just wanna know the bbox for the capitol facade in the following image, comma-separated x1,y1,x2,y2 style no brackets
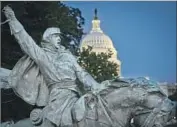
80,9,121,76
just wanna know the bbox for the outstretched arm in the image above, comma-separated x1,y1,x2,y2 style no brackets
72,55,100,92
3,6,47,63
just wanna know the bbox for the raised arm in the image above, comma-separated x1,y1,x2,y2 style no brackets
3,6,46,63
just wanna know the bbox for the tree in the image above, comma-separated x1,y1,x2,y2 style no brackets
77,46,119,83
1,1,85,69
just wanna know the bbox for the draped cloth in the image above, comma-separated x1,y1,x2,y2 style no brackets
7,55,79,126
7,55,119,126
8,55,49,106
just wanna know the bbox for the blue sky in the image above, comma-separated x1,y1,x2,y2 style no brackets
64,1,176,83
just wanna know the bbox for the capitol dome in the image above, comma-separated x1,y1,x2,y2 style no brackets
80,9,121,76
82,32,114,49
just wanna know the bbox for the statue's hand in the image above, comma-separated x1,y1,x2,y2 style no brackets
91,81,109,95
2,5,16,20
91,83,101,95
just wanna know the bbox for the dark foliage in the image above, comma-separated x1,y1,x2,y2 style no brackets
1,1,84,69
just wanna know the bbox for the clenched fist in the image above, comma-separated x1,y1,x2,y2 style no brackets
2,5,16,20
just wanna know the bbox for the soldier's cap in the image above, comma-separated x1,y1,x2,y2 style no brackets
42,27,62,41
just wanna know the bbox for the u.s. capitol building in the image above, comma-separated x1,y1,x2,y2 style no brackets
80,9,121,76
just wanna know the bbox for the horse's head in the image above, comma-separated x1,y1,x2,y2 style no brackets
99,79,148,127
132,84,177,127
99,78,176,127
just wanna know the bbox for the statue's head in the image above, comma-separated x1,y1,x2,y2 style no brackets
42,27,62,49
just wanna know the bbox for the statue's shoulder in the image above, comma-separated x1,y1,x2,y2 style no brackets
61,50,77,62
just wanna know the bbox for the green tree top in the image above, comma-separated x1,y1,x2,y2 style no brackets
78,46,119,83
